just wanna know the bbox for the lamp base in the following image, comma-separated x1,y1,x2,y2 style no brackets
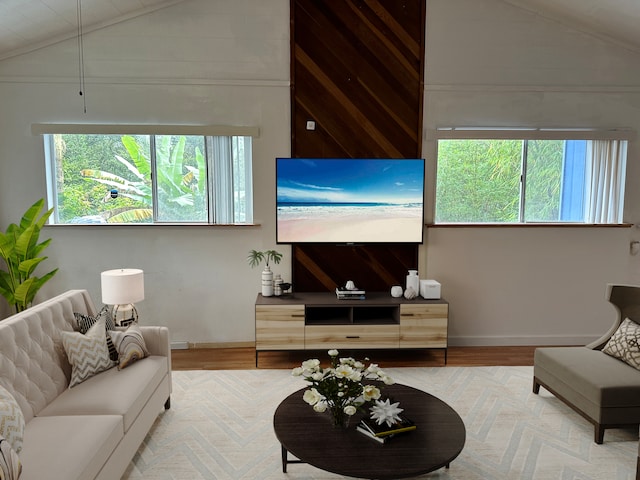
111,304,138,327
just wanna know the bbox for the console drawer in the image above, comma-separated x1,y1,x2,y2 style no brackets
305,325,399,349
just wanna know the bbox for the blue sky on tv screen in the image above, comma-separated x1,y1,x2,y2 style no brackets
276,158,424,205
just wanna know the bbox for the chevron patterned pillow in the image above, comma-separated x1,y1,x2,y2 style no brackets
61,317,115,387
74,305,118,362
0,385,24,454
0,435,22,480
603,318,640,370
110,324,149,370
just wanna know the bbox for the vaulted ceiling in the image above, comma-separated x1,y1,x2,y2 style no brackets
0,0,186,61
0,0,639,61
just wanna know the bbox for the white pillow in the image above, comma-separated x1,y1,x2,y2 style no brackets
61,317,114,387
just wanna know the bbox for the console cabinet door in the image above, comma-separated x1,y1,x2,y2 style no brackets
256,305,305,350
399,304,448,348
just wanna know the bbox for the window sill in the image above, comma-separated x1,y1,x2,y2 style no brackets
427,223,633,228
44,223,261,228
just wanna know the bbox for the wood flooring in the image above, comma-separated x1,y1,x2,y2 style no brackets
171,346,538,370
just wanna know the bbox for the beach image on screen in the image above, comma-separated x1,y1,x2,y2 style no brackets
276,158,424,243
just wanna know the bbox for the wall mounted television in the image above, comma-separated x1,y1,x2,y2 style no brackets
276,158,425,244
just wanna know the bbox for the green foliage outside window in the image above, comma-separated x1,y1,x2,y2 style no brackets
436,139,565,223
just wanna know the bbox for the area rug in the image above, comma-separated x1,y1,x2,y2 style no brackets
122,366,637,479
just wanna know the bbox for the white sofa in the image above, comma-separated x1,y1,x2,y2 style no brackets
0,289,172,480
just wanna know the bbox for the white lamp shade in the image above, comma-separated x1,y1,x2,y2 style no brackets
101,268,144,305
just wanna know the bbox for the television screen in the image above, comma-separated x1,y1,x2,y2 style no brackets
276,158,425,244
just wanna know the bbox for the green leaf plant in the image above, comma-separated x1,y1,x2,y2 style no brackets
247,249,283,269
0,199,58,314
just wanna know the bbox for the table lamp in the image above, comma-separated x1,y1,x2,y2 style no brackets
101,268,144,326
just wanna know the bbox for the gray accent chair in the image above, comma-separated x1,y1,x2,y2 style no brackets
533,284,640,444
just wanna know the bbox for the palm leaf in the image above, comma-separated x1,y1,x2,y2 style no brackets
107,209,153,223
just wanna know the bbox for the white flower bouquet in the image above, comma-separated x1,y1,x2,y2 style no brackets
292,349,394,428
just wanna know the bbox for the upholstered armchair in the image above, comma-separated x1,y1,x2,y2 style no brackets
533,284,640,444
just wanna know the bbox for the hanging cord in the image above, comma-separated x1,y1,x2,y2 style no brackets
76,0,87,113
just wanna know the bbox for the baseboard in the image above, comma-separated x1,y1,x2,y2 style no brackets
448,334,600,347
170,341,189,350
181,341,256,349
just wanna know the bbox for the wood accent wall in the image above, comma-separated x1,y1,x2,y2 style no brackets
290,0,426,158
289,0,426,293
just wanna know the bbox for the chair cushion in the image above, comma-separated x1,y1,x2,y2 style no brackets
37,356,167,432
19,415,122,480
535,346,640,408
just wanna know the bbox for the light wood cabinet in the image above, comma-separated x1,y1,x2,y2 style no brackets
399,303,448,349
255,292,448,363
255,304,305,350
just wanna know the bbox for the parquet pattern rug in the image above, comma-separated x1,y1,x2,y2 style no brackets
123,366,637,479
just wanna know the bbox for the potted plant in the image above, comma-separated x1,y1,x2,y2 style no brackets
247,249,282,297
0,199,58,314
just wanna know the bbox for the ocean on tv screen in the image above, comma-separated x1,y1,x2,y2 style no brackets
276,158,425,243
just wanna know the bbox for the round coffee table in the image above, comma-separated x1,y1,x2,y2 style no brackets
273,383,466,479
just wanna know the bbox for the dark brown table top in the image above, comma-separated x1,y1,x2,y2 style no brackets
273,383,466,479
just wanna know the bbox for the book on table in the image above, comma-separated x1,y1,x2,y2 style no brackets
356,425,393,444
358,417,416,438
335,287,366,300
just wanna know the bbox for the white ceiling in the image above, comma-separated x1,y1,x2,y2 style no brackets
0,0,639,61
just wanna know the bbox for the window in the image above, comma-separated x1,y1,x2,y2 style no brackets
42,129,254,225
435,133,628,224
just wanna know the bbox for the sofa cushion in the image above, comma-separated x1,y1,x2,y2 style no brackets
602,318,640,370
37,356,167,432
110,323,149,370
74,305,118,362
61,318,115,387
535,346,640,408
0,436,21,480
19,415,122,480
0,385,24,454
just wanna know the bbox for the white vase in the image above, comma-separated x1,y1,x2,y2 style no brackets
406,270,419,295
262,266,274,297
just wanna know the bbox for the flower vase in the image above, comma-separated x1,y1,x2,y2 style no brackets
329,407,350,429
261,266,274,297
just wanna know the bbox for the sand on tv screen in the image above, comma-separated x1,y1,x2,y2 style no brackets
276,158,425,244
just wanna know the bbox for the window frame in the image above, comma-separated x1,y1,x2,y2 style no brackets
432,128,634,226
34,124,259,226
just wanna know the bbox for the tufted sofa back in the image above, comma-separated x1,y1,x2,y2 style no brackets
0,290,96,422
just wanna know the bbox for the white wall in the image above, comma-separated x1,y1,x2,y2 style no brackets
422,0,640,344
1,0,640,346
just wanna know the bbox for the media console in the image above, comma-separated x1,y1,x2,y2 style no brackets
255,292,448,365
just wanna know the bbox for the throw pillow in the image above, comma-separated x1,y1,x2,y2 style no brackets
0,386,24,455
110,324,149,370
602,317,640,370
0,435,22,480
74,305,118,361
61,317,114,387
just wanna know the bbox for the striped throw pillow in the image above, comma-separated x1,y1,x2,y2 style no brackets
0,435,22,480
110,324,149,370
